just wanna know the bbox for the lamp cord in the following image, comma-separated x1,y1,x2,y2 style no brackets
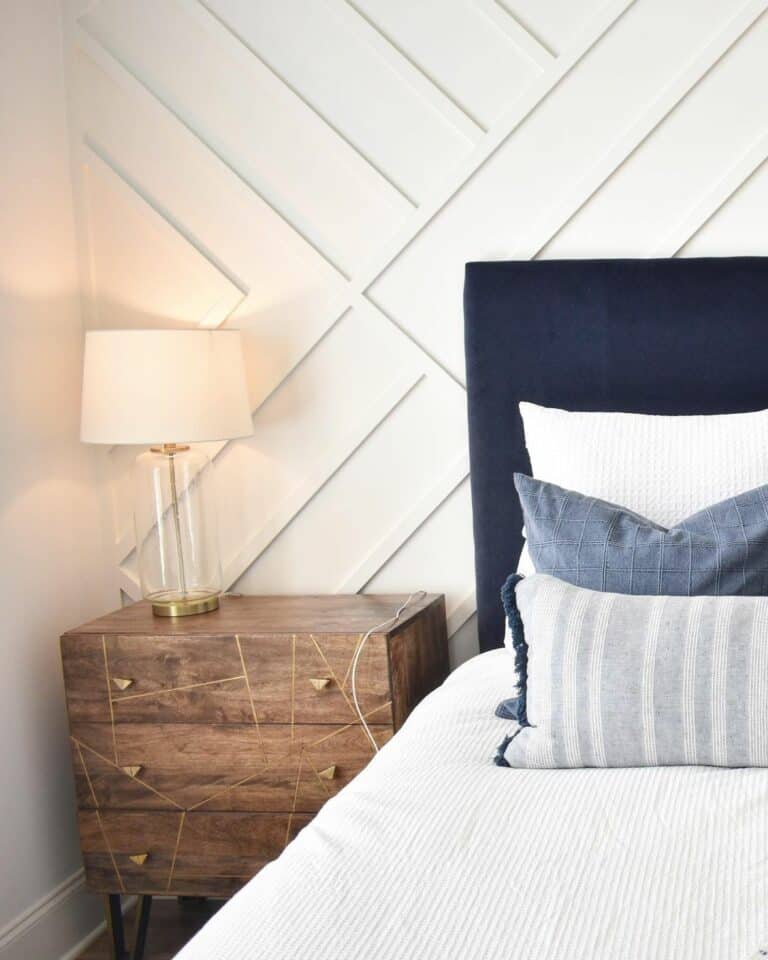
351,591,427,753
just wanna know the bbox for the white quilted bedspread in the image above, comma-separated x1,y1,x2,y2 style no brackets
175,650,768,960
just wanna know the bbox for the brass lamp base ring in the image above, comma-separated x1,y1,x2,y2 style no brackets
151,594,220,617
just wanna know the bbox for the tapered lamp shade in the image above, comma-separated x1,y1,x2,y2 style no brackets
80,329,253,617
81,329,253,445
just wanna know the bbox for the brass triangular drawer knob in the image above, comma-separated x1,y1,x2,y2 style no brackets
122,765,142,778
318,764,337,780
112,678,134,691
309,677,332,691
128,853,149,866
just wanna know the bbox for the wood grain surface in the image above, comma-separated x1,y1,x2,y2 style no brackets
63,593,441,637
62,593,448,896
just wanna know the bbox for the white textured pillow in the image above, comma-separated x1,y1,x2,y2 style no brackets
518,401,768,572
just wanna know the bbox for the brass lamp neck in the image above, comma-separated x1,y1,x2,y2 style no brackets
150,443,191,455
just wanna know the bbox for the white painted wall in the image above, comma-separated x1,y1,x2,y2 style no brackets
6,0,768,955
60,0,768,680
0,1,114,957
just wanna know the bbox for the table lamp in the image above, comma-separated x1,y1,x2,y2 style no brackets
80,329,253,616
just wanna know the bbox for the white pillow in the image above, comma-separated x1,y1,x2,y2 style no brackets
518,401,768,571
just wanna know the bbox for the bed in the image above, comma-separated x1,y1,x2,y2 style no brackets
176,257,768,960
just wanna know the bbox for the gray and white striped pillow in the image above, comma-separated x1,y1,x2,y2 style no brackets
497,574,768,768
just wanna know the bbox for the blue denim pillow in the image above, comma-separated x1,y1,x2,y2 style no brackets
515,474,768,596
497,475,768,724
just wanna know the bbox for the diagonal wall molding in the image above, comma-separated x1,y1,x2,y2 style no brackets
84,138,249,308
220,369,427,589
76,0,637,386
352,0,639,297
531,0,768,260
472,0,555,68
117,368,427,598
656,131,768,255
187,0,420,206
326,0,486,143
63,0,768,656
336,452,470,593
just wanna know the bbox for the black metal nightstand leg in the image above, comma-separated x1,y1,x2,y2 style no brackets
131,895,152,960
104,894,127,960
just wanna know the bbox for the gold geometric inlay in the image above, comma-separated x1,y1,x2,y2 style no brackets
309,635,356,715
74,632,393,894
111,674,245,703
166,812,186,891
74,738,182,810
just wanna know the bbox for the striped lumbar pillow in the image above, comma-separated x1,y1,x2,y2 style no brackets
496,574,768,768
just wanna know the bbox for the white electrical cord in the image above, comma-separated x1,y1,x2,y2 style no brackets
350,591,427,752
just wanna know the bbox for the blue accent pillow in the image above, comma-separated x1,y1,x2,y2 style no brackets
496,475,768,723
515,474,768,596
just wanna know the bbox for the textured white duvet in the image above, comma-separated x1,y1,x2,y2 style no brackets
175,650,768,960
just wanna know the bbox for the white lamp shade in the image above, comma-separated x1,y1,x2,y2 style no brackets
81,329,253,444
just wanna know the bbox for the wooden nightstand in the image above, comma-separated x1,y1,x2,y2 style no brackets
61,593,448,959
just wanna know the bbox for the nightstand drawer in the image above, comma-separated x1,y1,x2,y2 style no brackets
62,593,448,901
72,722,393,813
66,633,393,726
78,809,311,895
79,809,181,893
107,636,245,696
191,724,394,813
172,812,311,885
239,633,392,725
63,634,255,724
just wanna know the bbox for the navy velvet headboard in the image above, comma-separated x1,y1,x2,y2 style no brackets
464,257,768,653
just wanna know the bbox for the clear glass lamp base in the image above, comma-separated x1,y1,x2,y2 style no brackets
134,444,224,618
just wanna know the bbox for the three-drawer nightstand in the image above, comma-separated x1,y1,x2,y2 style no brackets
61,593,448,959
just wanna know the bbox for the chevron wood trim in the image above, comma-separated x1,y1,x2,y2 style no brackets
327,0,486,142
530,0,768,260
185,0,419,206
336,456,469,593
220,369,425,589
74,24,357,281
350,0,638,299
73,3,628,624
64,0,768,659
658,133,768,256
83,139,248,308
472,0,555,68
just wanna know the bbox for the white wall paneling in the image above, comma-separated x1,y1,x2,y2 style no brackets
62,0,768,671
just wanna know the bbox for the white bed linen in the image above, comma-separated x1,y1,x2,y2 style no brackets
175,650,768,960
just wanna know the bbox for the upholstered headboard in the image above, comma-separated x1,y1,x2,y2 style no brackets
464,257,768,652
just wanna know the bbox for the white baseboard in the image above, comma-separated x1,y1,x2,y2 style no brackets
0,869,105,960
